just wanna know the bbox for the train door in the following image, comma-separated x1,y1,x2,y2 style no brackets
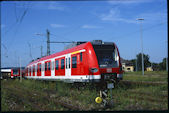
29,67,31,76
37,63,41,76
45,61,51,76
65,54,71,78
33,65,35,76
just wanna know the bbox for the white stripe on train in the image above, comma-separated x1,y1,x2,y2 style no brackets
25,74,101,83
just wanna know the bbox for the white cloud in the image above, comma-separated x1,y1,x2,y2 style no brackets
108,0,153,5
50,24,66,28
100,8,167,24
100,8,137,24
82,25,101,29
48,2,65,11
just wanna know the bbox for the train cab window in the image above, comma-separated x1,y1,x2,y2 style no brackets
80,52,83,62
55,60,59,70
48,62,51,70
45,63,47,71
61,59,65,69
72,56,77,68
13,69,19,75
93,44,118,68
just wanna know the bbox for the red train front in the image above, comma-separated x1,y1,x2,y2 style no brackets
25,40,123,83
11,68,20,78
89,40,123,82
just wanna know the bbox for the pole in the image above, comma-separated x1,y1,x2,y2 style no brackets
138,18,144,75
47,29,50,56
41,45,43,57
166,41,168,71
20,57,22,82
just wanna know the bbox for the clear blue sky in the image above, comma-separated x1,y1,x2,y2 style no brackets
1,0,167,67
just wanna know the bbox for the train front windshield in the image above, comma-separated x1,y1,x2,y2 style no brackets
93,44,119,68
13,70,19,75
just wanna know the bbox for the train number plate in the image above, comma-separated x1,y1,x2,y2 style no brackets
107,68,112,73
107,83,114,89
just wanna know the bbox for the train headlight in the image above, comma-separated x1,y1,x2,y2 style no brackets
90,68,98,73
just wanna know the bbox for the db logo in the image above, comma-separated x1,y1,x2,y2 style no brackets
107,68,112,73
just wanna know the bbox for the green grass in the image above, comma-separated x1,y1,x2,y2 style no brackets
1,71,168,111
123,71,168,82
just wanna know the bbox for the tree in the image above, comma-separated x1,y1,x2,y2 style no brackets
136,53,151,71
159,58,167,70
130,59,137,71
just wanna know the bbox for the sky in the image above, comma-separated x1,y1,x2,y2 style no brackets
1,0,168,67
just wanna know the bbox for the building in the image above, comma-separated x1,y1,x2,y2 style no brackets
121,58,134,72
146,67,153,71
1,68,12,79
122,63,134,72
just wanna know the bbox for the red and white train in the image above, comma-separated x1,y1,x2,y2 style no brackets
24,40,123,83
1,68,23,79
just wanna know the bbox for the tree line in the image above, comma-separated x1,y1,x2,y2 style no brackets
127,53,168,71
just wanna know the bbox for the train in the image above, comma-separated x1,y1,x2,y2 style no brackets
1,67,24,79
24,40,123,84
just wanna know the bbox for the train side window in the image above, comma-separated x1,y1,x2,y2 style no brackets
26,68,27,75
35,65,37,72
48,62,51,70
55,60,59,70
29,68,31,74
33,66,34,73
32,66,33,73
39,64,41,71
45,63,47,71
66,58,67,69
69,57,70,68
61,59,65,69
80,52,82,62
72,56,77,68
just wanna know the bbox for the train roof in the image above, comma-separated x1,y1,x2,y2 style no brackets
27,40,115,66
64,40,114,50
1,69,12,72
27,42,91,66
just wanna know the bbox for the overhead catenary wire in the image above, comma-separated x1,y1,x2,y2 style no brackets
14,2,19,23
3,2,32,35
50,33,75,43
3,2,33,59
